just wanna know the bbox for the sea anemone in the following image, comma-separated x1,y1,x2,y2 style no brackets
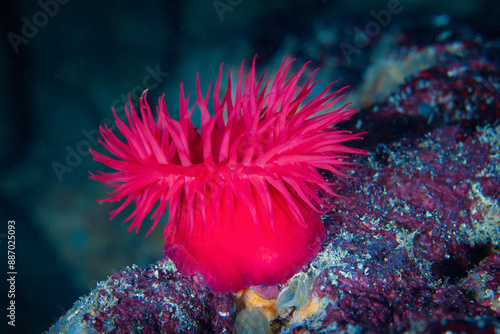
90,56,365,292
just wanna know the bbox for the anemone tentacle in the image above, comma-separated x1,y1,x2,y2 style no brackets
90,56,365,237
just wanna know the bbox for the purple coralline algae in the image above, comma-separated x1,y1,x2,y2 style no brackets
49,22,499,333
48,260,235,333
299,122,500,332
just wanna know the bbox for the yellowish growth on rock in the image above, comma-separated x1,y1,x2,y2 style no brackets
292,294,323,322
234,275,328,332
235,288,278,321
276,272,327,328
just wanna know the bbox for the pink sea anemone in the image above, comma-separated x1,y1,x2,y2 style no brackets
90,56,365,292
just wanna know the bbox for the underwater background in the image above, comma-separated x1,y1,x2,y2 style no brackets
1,0,499,333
